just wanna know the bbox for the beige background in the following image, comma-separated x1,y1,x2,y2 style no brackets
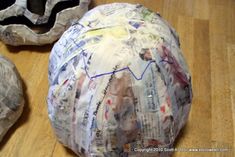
0,0,235,156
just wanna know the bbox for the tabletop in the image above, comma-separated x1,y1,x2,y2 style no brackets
0,0,234,157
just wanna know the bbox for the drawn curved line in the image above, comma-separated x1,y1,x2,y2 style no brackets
82,54,156,80
71,38,172,81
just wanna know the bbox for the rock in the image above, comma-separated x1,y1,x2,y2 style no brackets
0,55,24,142
47,3,193,157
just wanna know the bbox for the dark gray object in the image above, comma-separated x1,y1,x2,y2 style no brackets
0,0,90,45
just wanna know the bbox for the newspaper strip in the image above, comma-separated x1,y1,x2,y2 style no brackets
48,3,193,157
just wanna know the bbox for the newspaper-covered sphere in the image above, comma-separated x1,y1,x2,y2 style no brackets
0,55,24,142
0,0,90,46
48,3,193,157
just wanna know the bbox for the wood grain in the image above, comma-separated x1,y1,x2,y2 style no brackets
0,0,234,156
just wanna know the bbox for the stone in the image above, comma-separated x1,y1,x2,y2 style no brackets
0,55,24,142
47,3,193,157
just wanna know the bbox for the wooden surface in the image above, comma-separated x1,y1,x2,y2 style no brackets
0,0,235,156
